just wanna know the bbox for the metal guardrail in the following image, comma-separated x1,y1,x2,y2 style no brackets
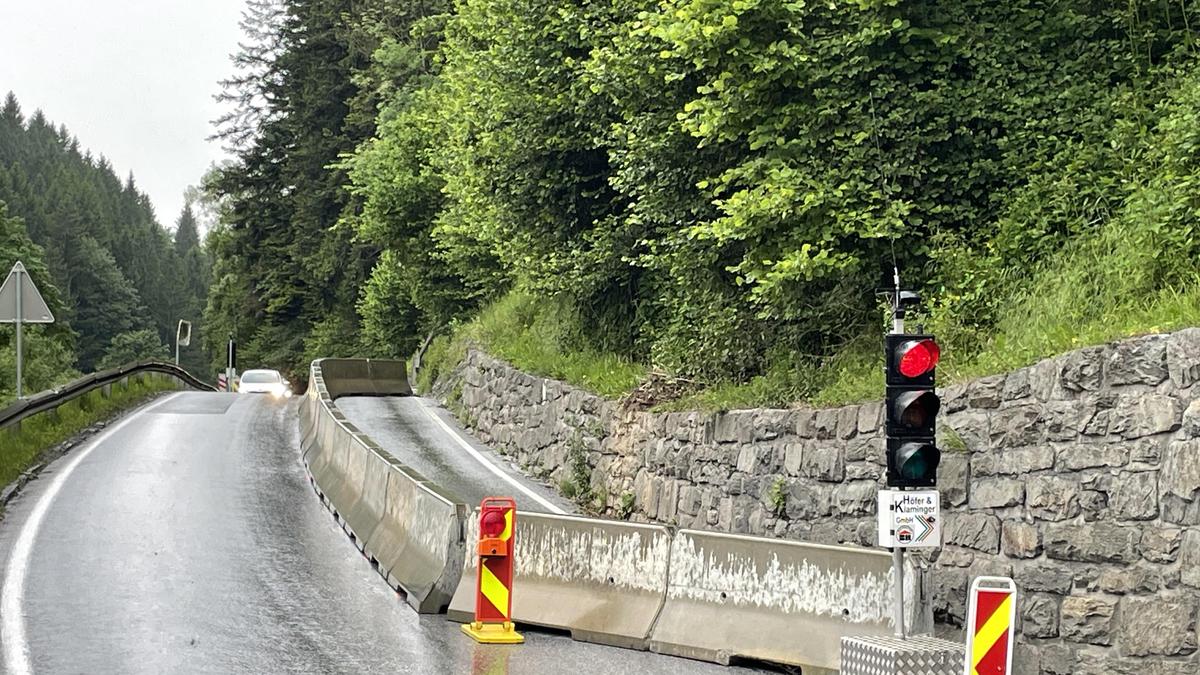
0,360,216,430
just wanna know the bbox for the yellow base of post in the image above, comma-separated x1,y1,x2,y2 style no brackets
461,621,524,644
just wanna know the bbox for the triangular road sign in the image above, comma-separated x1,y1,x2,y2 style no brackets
0,261,55,323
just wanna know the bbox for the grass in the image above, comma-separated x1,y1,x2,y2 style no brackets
420,213,1199,411
417,290,645,399
0,375,179,489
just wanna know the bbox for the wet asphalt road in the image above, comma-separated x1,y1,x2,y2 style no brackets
0,392,758,674
335,396,573,514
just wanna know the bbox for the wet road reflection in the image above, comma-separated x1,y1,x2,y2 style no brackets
0,392,760,674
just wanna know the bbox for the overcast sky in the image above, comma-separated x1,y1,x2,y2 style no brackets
0,0,249,230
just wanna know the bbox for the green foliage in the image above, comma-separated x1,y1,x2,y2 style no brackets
97,329,168,371
768,477,787,517
616,492,636,520
209,0,1200,407
0,326,78,405
418,290,646,398
0,376,176,488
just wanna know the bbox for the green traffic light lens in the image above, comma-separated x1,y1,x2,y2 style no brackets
898,443,941,480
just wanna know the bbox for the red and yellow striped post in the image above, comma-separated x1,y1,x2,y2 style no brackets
461,497,523,644
963,576,1016,675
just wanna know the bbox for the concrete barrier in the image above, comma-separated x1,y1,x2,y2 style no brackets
317,358,412,398
449,511,672,649
300,358,937,664
300,358,465,613
648,529,931,673
367,461,466,613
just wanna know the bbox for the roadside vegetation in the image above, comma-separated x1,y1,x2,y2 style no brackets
0,377,177,490
208,1,1199,409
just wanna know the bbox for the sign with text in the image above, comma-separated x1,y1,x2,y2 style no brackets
877,489,940,548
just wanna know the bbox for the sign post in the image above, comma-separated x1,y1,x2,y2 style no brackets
0,262,55,398
226,334,237,393
175,320,192,365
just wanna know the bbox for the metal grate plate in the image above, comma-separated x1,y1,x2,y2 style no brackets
841,635,965,675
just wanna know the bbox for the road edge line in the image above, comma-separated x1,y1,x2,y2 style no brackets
414,398,566,515
1,391,184,675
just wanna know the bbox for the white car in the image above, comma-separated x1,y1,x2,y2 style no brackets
238,369,292,398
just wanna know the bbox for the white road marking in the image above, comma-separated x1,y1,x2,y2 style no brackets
414,399,566,514
1,392,183,675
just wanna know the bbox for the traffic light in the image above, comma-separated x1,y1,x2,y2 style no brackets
885,333,941,487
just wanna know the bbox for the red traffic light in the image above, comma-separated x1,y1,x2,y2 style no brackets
897,338,940,378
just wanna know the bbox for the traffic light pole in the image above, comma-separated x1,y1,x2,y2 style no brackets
890,305,906,638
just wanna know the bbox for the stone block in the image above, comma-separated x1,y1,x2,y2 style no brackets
1003,367,1032,400
1167,327,1200,388
1060,595,1117,645
1022,593,1060,638
1140,527,1182,564
1092,565,1161,595
943,513,1001,553
944,409,989,451
1109,394,1182,440
1059,346,1106,393
845,462,880,481
1045,523,1141,563
1057,444,1128,470
1162,440,1200,500
801,445,845,482
845,436,876,462
1038,644,1076,675
794,409,815,439
941,383,968,413
713,411,749,444
1043,400,1097,441
973,445,1054,476
857,401,882,435
1001,520,1042,558
1118,594,1198,656
1030,357,1060,401
836,405,859,440
831,481,875,516
1107,335,1168,386
990,404,1042,447
939,452,969,506
783,443,803,475
970,478,1025,509
678,485,702,517
813,409,839,439
1016,562,1074,594
1184,400,1200,439
1180,530,1200,588
785,480,833,519
1027,474,1081,521
968,375,1005,408
735,445,761,473
1109,470,1158,520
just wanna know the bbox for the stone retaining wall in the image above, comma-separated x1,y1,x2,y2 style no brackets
434,328,1200,673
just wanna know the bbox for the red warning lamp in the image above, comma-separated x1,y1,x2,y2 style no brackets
480,510,507,538
463,497,523,644
897,338,940,378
